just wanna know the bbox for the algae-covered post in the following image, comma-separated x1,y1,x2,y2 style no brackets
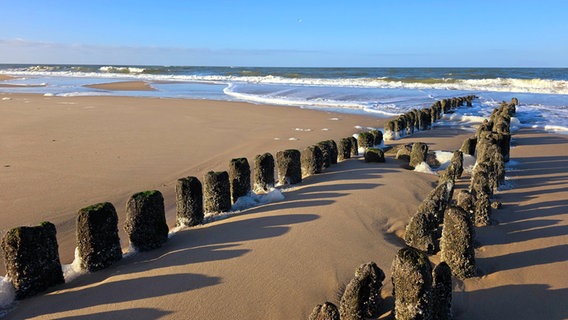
440,206,477,279
309,302,340,320
276,149,302,185
357,132,374,149
348,136,359,156
456,190,475,216
432,262,453,320
124,190,169,251
370,129,383,146
176,176,204,227
460,137,477,156
326,140,339,165
203,171,232,213
470,163,494,226
441,98,450,113
384,120,395,140
445,150,464,180
419,109,431,131
391,247,433,320
301,145,324,177
404,204,439,254
409,142,429,168
253,152,275,192
394,116,406,136
338,138,352,161
76,202,122,272
339,261,385,320
228,157,251,204
316,141,333,168
1,222,65,299
363,148,385,163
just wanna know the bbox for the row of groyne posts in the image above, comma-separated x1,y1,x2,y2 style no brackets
308,98,518,320
0,94,484,304
1,124,385,300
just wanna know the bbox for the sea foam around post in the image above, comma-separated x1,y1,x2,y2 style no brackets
204,188,285,223
61,247,86,283
0,277,15,311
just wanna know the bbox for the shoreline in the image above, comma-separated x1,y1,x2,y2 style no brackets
1,93,566,319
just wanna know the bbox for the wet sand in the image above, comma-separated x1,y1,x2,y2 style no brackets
84,81,156,91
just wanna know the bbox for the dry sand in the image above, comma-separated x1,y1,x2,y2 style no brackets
0,92,566,319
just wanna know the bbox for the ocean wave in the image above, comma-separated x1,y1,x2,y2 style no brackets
224,84,365,109
543,125,568,134
223,84,400,117
2,67,568,95
212,75,568,95
99,66,146,74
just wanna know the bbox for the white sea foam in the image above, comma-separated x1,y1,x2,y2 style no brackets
54,92,112,97
433,151,455,170
544,125,568,134
498,177,515,191
204,188,285,223
441,113,487,125
463,154,477,174
223,84,368,110
0,83,47,87
123,243,138,258
231,189,285,212
361,104,404,117
514,103,568,134
61,247,86,283
99,66,146,74
168,225,185,238
0,276,15,309
432,151,476,174
383,131,393,141
510,117,522,132
506,159,520,168
414,162,437,175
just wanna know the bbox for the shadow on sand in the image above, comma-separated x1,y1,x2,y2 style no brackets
459,131,568,320
57,308,173,320
12,213,319,319
454,284,568,320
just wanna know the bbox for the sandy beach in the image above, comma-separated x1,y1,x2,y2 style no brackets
0,75,16,81
0,90,566,319
84,81,156,91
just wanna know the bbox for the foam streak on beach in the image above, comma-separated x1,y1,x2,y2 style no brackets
0,73,567,319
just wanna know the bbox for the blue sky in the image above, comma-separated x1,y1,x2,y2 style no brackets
0,0,566,67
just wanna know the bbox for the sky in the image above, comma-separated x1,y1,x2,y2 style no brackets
0,0,567,67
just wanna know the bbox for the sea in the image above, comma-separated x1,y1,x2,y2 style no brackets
1,65,567,134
